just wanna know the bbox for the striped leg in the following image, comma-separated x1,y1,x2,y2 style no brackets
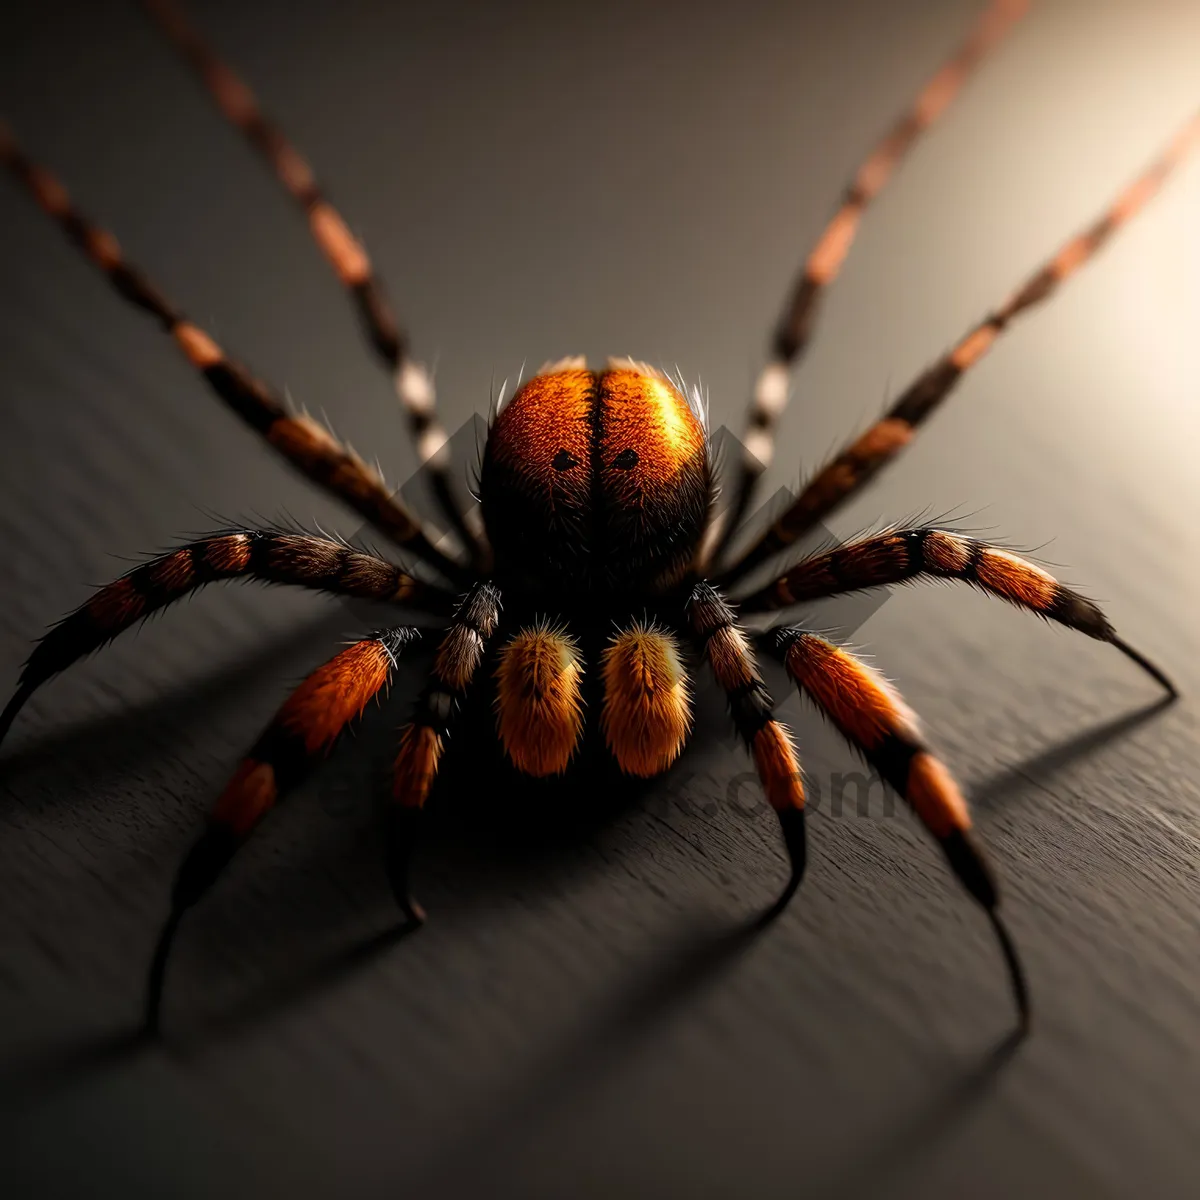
146,625,419,1030
140,0,484,567
767,627,1029,1028
720,108,1200,586
387,582,501,919
737,526,1176,694
706,0,1028,567
0,123,468,587
0,530,453,750
686,582,807,915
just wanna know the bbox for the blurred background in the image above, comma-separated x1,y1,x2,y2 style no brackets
1,1,1198,1197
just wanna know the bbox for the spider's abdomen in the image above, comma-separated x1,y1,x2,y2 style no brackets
480,360,710,593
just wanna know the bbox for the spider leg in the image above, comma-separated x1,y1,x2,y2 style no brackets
145,625,419,1031
765,627,1029,1029
0,530,454,750
737,526,1176,695
686,583,807,914
0,123,469,588
705,0,1028,568
719,107,1200,588
387,582,501,920
140,0,486,569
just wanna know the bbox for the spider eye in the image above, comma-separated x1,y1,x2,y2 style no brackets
612,448,639,470
552,448,579,471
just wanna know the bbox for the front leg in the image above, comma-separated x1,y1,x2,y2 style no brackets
147,625,421,1030
765,626,1030,1029
387,582,502,920
686,582,807,916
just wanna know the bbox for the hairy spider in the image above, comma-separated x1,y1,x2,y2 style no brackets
0,0,1193,1033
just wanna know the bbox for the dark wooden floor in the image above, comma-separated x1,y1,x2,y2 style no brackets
1,2,1198,1197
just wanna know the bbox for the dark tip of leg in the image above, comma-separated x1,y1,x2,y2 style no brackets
759,806,807,926
941,828,1030,1030
0,683,33,753
942,827,998,910
173,822,239,911
757,874,800,928
385,805,426,926
144,907,185,1035
986,907,1031,1034
143,822,240,1034
1110,636,1179,699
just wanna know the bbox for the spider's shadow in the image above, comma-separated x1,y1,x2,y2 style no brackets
173,683,1180,1040
0,692,703,1093
397,908,1026,1198
0,614,1177,1096
805,1028,1027,1200
0,609,361,790
971,693,1177,811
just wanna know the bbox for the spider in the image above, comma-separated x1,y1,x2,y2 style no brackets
0,0,1193,1034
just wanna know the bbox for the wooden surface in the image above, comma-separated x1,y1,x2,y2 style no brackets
1,2,1198,1197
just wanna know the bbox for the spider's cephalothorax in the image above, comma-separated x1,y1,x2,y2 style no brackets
1,0,1193,1034
480,361,710,596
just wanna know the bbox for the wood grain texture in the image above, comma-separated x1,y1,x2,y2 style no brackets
1,2,1198,1198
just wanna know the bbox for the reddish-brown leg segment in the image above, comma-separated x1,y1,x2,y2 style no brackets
738,526,1175,694
687,583,807,913
140,0,484,566
146,625,420,1030
388,583,501,918
768,626,1029,1026
720,107,1200,585
0,123,468,586
0,530,454,749
708,0,1028,565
